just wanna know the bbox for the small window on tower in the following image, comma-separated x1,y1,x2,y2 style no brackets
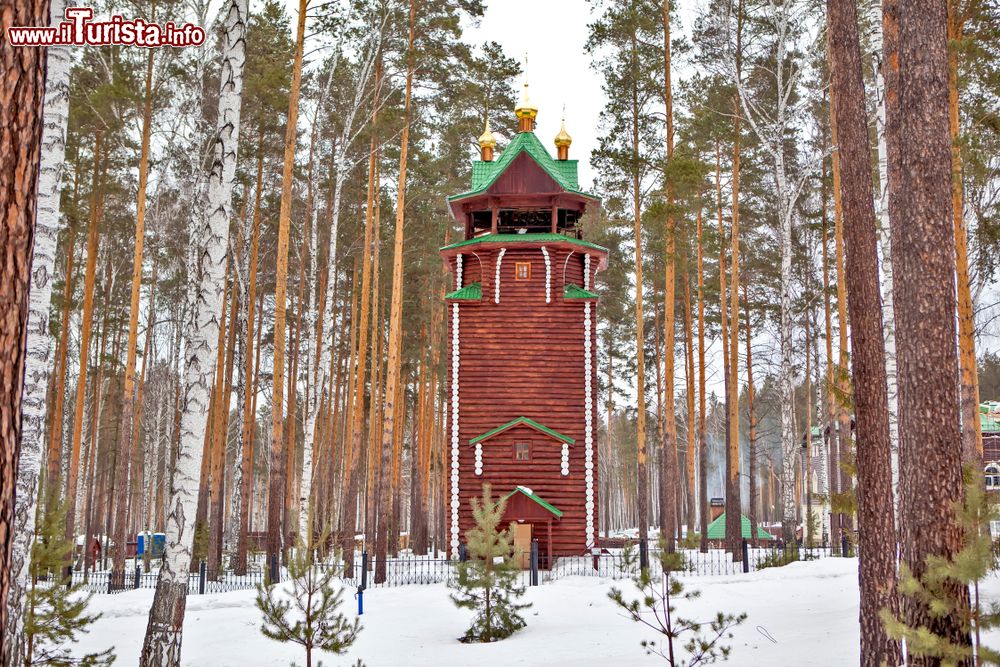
514,442,530,461
515,262,531,281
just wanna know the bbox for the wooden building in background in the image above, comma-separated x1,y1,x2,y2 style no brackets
441,82,607,562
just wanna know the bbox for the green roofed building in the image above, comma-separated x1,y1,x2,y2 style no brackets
705,513,775,541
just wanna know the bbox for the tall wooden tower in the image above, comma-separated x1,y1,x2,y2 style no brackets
441,82,607,560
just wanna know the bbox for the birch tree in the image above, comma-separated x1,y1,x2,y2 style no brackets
4,0,73,660
140,0,247,662
729,0,818,543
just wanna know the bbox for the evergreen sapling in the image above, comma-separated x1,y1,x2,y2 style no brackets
24,497,114,666
609,540,746,665
256,538,361,667
449,484,531,642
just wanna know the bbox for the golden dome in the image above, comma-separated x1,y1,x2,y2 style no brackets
478,117,496,148
514,81,538,120
554,119,572,148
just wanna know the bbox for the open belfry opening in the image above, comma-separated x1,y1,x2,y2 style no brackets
442,74,608,565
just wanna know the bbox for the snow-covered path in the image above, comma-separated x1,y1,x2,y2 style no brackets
71,558,996,666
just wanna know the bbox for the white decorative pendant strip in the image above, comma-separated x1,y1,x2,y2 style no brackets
541,246,551,303
494,248,507,304
475,443,483,476
584,299,595,547
584,253,591,290
455,254,463,290
450,303,461,557
560,443,569,476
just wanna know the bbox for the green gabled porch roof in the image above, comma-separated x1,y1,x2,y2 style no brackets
982,402,1000,433
445,282,481,300
469,416,575,446
705,513,774,540
564,284,599,299
441,232,607,254
499,486,563,518
448,131,597,203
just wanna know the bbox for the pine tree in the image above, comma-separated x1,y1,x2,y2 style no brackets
23,499,113,667
881,476,1000,665
609,540,746,665
256,537,361,667
449,484,531,643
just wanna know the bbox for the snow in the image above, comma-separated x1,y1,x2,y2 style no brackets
67,558,1000,665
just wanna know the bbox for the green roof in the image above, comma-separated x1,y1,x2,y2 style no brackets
441,233,607,253
450,131,594,202
469,416,575,446
564,284,599,299
499,486,563,518
445,282,481,300
705,513,774,540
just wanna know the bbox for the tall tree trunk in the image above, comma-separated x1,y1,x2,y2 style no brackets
207,267,232,578
726,81,742,560
0,0,49,653
696,201,708,553
658,0,679,552
235,139,262,574
821,149,840,546
140,0,247,660
682,270,696,540
828,3,902,662
889,0,972,658
743,283,759,548
947,2,979,465
267,0,307,566
112,44,155,577
44,222,74,500
714,140,732,547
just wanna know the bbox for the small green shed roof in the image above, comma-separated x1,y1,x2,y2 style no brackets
445,282,481,300
469,416,575,446
982,402,1000,433
705,513,774,540
499,486,563,518
564,284,599,299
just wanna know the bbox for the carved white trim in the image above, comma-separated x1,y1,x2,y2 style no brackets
475,443,483,476
541,246,551,303
450,303,461,557
560,443,569,476
584,253,591,290
494,248,507,303
584,298,595,547
455,254,463,290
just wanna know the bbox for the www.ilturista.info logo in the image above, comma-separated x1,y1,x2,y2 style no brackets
6,7,205,48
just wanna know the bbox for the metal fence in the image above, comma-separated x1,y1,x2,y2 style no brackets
36,538,848,596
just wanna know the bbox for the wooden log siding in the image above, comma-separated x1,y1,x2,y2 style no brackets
444,243,604,557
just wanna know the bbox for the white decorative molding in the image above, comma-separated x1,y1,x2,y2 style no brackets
475,443,483,476
584,253,591,290
584,298,595,547
541,246,551,303
494,248,507,304
455,254,463,290
560,443,569,476
450,303,461,557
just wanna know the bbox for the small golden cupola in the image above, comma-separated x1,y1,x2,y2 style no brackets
554,117,572,161
478,116,496,161
514,58,538,133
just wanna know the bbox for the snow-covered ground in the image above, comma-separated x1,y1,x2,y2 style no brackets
70,558,1000,666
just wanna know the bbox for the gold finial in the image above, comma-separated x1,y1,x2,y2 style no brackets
478,114,496,161
514,54,537,131
554,108,572,160
478,115,496,148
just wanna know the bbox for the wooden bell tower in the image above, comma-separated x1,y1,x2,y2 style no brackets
441,84,608,560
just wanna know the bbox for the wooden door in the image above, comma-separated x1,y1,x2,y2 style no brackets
512,522,532,568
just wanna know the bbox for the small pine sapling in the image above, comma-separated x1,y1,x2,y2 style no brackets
609,540,746,665
449,484,531,642
881,475,1000,664
24,497,114,666
256,535,361,667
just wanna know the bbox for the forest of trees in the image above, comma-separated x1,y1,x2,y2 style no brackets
1,0,999,664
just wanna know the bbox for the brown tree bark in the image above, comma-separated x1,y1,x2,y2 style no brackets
744,283,760,549
828,7,903,647
268,0,308,565
696,202,709,553
682,268,696,540
207,265,231,578
45,229,76,500
890,0,972,658
0,0,48,644
947,1,979,464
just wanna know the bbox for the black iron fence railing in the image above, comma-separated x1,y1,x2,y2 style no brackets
35,539,846,596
